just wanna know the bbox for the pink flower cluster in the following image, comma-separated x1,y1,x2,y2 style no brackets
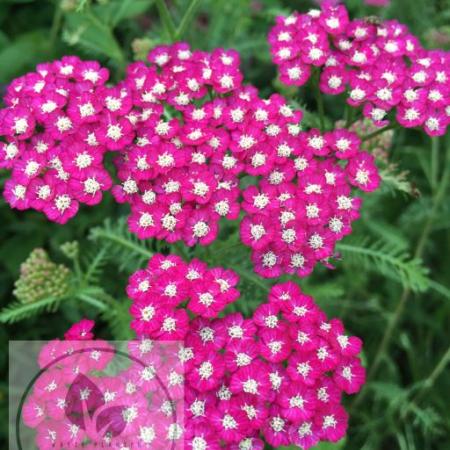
128,254,240,337
241,128,380,278
111,45,304,247
111,43,248,245
23,331,185,450
268,2,450,136
0,57,116,223
127,254,366,448
0,44,381,278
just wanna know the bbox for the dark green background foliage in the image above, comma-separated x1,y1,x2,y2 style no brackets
0,0,449,449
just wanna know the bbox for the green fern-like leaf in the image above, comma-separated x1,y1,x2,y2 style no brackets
89,218,153,271
81,247,110,285
336,238,430,292
0,296,63,323
379,165,415,196
428,280,450,301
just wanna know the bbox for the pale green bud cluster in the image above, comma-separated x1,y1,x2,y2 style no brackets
14,249,71,304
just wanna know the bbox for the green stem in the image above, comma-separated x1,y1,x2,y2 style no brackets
313,69,325,131
352,138,450,411
50,2,63,49
413,346,450,401
345,104,355,128
155,0,177,42
431,137,439,192
77,292,108,311
361,123,397,142
73,257,83,280
401,345,450,420
415,146,450,259
175,0,203,40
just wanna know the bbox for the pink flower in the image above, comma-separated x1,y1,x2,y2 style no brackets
69,167,112,205
268,3,449,136
277,383,316,422
64,318,95,340
210,401,247,443
289,420,320,449
259,328,292,363
23,397,46,428
188,352,225,391
315,404,348,442
230,361,272,398
44,187,79,224
262,405,290,447
346,153,380,192
333,358,366,394
1,107,35,140
320,67,348,95
97,116,134,150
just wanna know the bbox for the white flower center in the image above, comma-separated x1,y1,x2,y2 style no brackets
79,102,95,117
55,195,71,212
198,361,213,379
83,177,100,194
141,305,155,321
41,100,57,113
222,414,238,430
14,118,29,134
107,124,123,141
193,221,209,237
56,116,72,132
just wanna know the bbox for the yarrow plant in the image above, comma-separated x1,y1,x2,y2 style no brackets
268,1,450,136
4,2,446,449
0,57,115,223
124,254,366,449
0,42,382,278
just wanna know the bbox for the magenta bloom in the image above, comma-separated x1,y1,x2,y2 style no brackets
0,56,116,222
240,125,380,279
268,3,449,136
64,318,95,340
124,257,367,448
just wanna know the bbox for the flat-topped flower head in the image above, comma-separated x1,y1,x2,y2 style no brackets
124,253,366,448
268,3,449,136
240,127,379,278
0,57,114,222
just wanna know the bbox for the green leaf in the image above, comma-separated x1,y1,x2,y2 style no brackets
0,31,9,51
428,280,450,301
175,0,203,40
0,297,62,323
337,238,430,292
278,440,346,450
63,10,124,63
81,247,110,285
102,298,134,340
0,30,52,83
89,218,153,271
94,0,154,27
154,0,177,41
113,0,153,25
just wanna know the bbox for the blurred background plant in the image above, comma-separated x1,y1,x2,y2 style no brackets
0,0,449,449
